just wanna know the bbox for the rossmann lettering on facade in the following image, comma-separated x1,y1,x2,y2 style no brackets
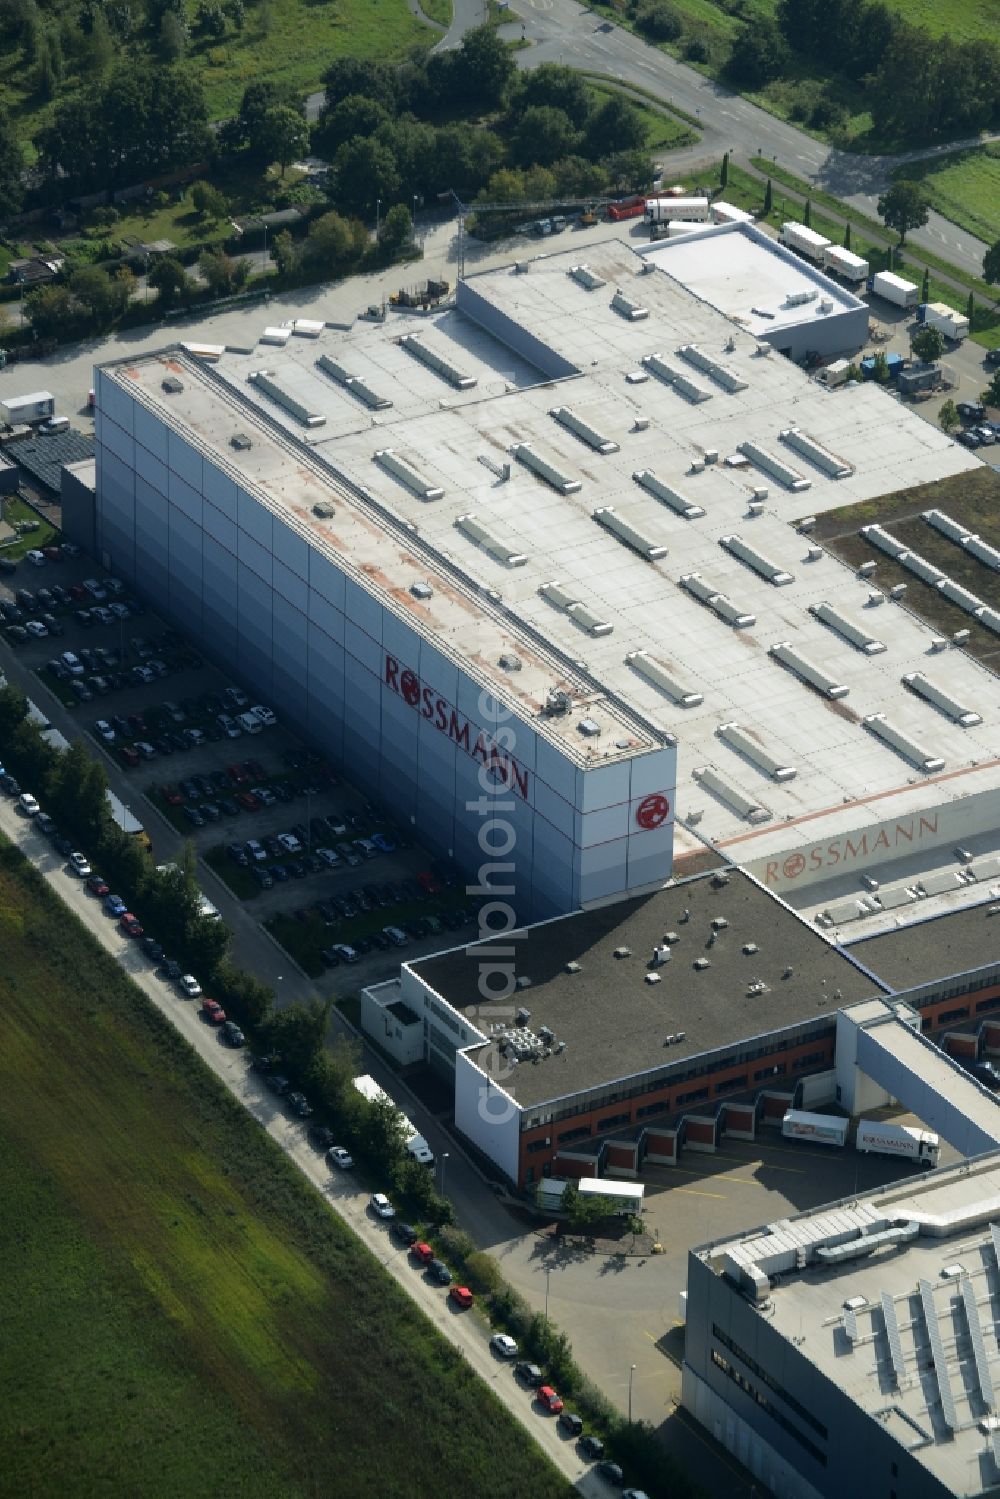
384,653,530,802
762,813,939,887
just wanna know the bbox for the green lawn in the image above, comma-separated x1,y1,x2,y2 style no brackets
896,146,1000,249
419,0,454,24
0,836,572,1499
661,0,1000,42
0,497,59,559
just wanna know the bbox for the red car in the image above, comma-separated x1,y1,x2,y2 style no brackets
227,763,250,784
160,783,184,806
202,998,226,1024
537,1386,564,1414
86,873,110,897
235,791,261,812
119,913,144,937
418,870,443,895
449,1285,474,1310
243,759,266,780
120,745,140,767
410,1241,434,1265
42,545,62,561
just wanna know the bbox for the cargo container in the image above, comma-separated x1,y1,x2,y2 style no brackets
645,196,711,225
353,1074,435,1165
822,245,870,284
856,1118,939,1167
817,359,852,387
0,391,55,426
607,195,646,222
781,1109,849,1147
868,271,919,308
779,223,832,262
917,301,969,341
859,352,904,380
898,364,939,395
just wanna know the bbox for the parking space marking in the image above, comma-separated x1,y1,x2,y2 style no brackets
672,1186,727,1200
711,1149,806,1173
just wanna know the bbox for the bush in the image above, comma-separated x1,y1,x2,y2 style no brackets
634,0,682,41
683,34,710,63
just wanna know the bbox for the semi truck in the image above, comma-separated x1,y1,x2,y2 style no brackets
856,1119,939,1168
645,196,711,225
778,222,832,263
353,1074,435,1166
822,245,870,284
868,271,919,308
0,391,55,427
917,301,969,341
781,1109,849,1147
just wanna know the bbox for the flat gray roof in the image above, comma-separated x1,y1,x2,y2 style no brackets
702,1151,1000,1493
848,901,1000,991
411,869,879,1110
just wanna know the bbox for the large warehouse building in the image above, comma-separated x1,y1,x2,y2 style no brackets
91,232,992,921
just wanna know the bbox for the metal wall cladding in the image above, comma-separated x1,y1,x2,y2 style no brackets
95,388,676,918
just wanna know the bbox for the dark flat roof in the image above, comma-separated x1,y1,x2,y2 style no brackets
411,870,880,1109
847,902,1000,992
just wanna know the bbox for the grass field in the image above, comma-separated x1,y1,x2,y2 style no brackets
663,0,1000,43
896,146,1000,249
417,0,453,24
809,469,1000,670
586,82,695,151
2,0,431,151
0,836,571,1499
0,496,59,559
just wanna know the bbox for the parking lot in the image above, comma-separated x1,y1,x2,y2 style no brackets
0,545,481,985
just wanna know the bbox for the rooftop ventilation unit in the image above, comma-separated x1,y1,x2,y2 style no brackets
550,406,620,454
860,524,906,559
539,581,613,636
316,354,392,410
260,326,291,345
397,333,476,389
624,650,703,707
498,652,522,672
923,508,971,545
578,717,601,737
312,502,335,518
939,577,988,615
512,442,581,494
410,582,433,601
545,689,572,716
611,289,649,321
737,440,810,491
247,369,326,427
977,605,1000,637
162,377,184,394
675,343,749,392
693,764,772,824
641,354,712,403
785,288,817,308
230,433,252,451
779,427,853,479
719,534,794,585
632,469,705,519
897,548,946,587
569,264,606,290
901,672,982,727
455,513,527,567
716,722,796,781
862,713,945,773
593,506,667,561
680,573,756,628
373,448,444,501
769,642,849,699
962,535,1000,571
809,602,886,654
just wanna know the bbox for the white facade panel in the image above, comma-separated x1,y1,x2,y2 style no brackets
308,551,347,609
577,800,630,848
134,444,168,499
534,777,575,840
535,736,577,804
417,641,460,709
629,745,678,798
237,485,271,545
168,470,203,524
101,415,135,467
167,430,202,489
344,618,381,674
98,372,136,432
344,575,383,637
580,760,632,814
272,518,309,579
203,499,237,553
134,403,168,461
237,528,272,584
203,463,237,519
273,558,307,607
382,611,422,671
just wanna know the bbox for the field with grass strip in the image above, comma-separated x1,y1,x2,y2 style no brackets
585,83,695,151
661,0,1000,43
0,837,571,1499
896,147,1000,249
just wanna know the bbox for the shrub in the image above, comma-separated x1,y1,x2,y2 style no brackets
634,0,682,41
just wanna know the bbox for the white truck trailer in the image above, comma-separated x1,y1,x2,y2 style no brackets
822,245,870,284
779,222,832,262
0,391,55,427
781,1110,849,1147
711,201,755,225
352,1073,435,1166
645,195,711,225
869,271,919,308
856,1119,939,1168
918,301,969,341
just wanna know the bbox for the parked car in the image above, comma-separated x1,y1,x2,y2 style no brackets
490,1334,519,1359
958,400,986,422
104,893,128,916
558,1411,584,1437
449,1285,474,1310
391,1221,419,1246
537,1386,564,1414
370,1193,395,1219
252,704,277,726
18,792,41,816
596,1462,624,1487
201,998,226,1025
326,1146,354,1170
580,1434,605,1459
178,973,202,998
120,913,144,937
515,1362,543,1386
221,1020,245,1046
86,873,110,896
308,1125,336,1150
94,719,116,744
68,851,92,877
286,1091,312,1118
428,1258,452,1285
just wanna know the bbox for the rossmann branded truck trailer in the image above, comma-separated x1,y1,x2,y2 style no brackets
855,1119,939,1168
781,1110,849,1147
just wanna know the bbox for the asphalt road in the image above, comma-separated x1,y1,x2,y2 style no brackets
0,790,619,1499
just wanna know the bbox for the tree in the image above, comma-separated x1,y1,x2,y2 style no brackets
803,198,811,227
938,399,960,434
871,350,890,383
70,265,130,327
198,248,241,294
843,222,851,250
877,179,930,244
635,0,682,41
159,8,186,58
454,24,515,108
513,63,591,128
191,179,227,219
303,211,356,271
0,684,30,741
270,228,298,276
258,103,308,175
983,240,1000,288
320,56,395,112
0,107,24,216
24,284,78,340
333,136,399,216
378,203,413,255
911,323,945,363
725,17,788,88
720,151,728,189
585,94,645,160
921,266,930,301
982,371,1000,408
763,177,772,215
313,93,390,157
261,997,330,1075
195,0,226,37
148,255,191,306
511,105,578,168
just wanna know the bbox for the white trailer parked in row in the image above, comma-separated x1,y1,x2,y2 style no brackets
782,1110,849,1147
779,222,832,262
645,196,711,225
918,301,969,341
822,245,870,284
0,390,55,426
855,1118,940,1168
869,271,919,308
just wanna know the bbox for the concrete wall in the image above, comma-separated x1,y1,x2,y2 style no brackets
92,370,674,920
359,986,424,1067
454,1046,520,1183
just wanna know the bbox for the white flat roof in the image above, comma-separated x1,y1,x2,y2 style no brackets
641,221,863,338
102,235,996,867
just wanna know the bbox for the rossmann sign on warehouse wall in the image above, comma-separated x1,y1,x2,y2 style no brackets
747,810,946,892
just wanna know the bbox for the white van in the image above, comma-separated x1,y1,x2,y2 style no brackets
236,711,262,735
40,416,69,434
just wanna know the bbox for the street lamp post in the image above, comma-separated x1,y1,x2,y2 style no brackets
376,196,381,243
412,194,419,248
439,1150,449,1196
545,1266,551,1321
628,1363,637,1424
